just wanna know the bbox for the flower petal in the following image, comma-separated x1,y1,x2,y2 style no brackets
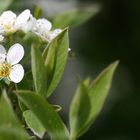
0,45,6,63
7,43,24,65
0,11,16,24
0,11,16,33
9,64,24,83
46,29,62,42
0,45,6,54
19,16,36,33
36,18,52,31
15,9,31,25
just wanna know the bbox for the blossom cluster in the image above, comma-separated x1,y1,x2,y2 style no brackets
0,9,62,42
0,9,68,84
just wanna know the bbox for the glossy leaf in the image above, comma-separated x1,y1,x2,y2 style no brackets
43,29,69,97
52,8,98,28
23,110,46,138
16,90,69,140
31,44,47,96
0,90,29,140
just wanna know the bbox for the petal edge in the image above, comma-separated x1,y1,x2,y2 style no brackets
7,43,24,65
9,64,24,83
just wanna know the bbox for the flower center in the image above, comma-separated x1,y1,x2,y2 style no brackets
0,62,11,77
3,20,16,33
4,24,14,32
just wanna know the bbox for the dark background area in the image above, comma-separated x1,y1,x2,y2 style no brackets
9,0,140,139
77,0,140,139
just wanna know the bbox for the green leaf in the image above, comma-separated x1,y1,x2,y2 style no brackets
0,90,29,140
86,61,119,130
69,61,119,139
17,75,32,112
23,110,46,138
33,5,42,19
0,0,13,14
43,29,69,97
18,100,28,112
16,90,69,140
23,32,41,45
52,7,98,28
29,136,36,140
31,44,48,96
69,79,91,140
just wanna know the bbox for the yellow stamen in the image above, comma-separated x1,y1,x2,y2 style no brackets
0,63,11,77
4,24,15,33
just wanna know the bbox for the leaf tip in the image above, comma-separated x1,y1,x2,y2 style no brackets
109,60,119,72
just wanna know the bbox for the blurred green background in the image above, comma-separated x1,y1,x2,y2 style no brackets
3,0,140,139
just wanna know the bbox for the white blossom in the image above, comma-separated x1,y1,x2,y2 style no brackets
33,18,52,34
46,29,62,42
32,18,63,42
0,9,62,43
0,43,24,83
0,10,16,34
0,9,36,36
14,9,36,33
32,18,52,41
